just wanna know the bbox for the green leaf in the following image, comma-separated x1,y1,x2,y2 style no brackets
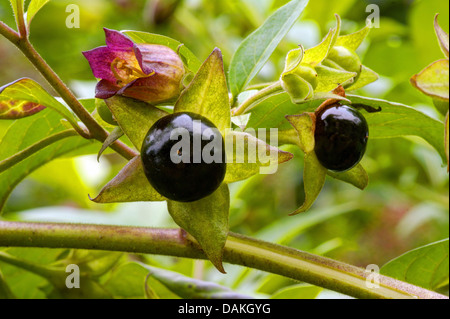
434,14,449,58
103,262,179,299
228,0,309,99
91,156,165,203
105,96,168,152
25,0,49,28
291,152,327,215
381,239,449,291
140,264,253,299
0,109,94,213
245,92,320,131
347,95,447,162
223,130,293,184
271,284,322,299
174,48,231,134
410,59,449,101
0,270,15,299
124,31,201,73
0,78,78,127
167,184,230,273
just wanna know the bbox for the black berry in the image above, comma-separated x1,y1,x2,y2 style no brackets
314,103,369,172
141,112,226,202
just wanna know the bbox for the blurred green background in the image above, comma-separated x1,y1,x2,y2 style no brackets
0,0,448,298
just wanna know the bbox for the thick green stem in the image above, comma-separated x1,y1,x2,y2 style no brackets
0,221,446,299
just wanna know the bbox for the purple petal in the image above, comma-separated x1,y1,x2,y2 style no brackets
133,44,184,76
83,47,118,83
104,28,134,51
95,79,120,99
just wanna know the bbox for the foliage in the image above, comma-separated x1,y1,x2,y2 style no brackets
0,0,448,300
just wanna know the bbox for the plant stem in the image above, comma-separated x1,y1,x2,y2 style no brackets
0,24,137,161
15,0,27,39
232,82,283,116
0,221,446,299
0,130,78,173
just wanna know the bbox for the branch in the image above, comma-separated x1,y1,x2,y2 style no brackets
0,25,138,161
0,221,446,299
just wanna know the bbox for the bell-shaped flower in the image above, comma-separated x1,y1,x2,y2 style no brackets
83,28,185,104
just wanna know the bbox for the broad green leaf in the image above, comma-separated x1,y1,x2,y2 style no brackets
291,152,327,215
0,248,64,299
315,65,357,92
25,0,49,27
223,130,293,184
271,284,322,299
255,202,358,244
228,0,309,99
381,239,449,291
103,262,179,299
167,184,230,273
410,59,449,101
91,156,165,203
245,92,320,131
174,48,231,134
345,65,379,91
0,78,78,127
105,96,168,152
141,264,253,299
434,14,449,58
124,31,201,73
0,109,94,213
59,250,123,279
347,95,447,162
0,270,15,299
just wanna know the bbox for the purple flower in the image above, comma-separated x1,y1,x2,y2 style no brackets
83,28,185,104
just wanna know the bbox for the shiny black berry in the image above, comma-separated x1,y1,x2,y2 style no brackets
314,103,369,172
141,112,226,202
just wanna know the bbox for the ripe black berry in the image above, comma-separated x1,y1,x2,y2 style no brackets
141,112,226,202
314,103,369,172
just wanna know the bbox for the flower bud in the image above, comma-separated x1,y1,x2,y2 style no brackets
83,28,185,104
